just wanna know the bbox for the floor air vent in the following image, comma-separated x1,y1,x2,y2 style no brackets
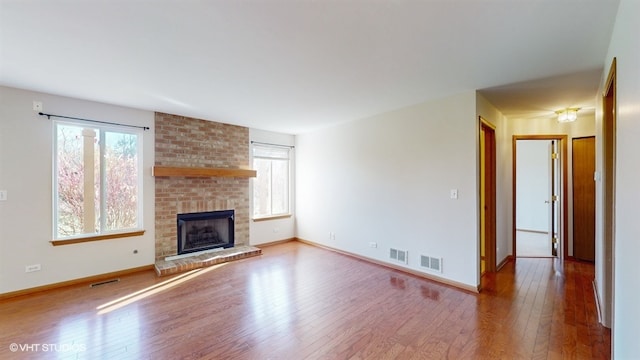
89,278,120,288
390,248,408,264
421,255,443,273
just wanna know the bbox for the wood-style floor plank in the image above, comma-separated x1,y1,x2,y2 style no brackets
0,241,610,359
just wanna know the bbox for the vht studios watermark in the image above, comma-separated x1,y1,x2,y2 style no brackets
9,343,86,353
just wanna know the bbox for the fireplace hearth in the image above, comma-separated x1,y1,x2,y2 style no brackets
177,210,234,255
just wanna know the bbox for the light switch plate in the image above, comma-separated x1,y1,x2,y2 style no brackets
450,189,458,199
0,190,7,201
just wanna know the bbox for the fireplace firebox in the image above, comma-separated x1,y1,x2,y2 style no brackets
177,210,234,255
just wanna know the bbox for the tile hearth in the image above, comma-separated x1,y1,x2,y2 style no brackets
154,245,262,276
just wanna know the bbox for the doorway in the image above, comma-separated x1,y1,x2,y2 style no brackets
513,135,568,259
480,117,496,275
601,58,616,328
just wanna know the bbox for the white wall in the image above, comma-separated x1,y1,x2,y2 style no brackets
476,94,511,265
296,91,479,288
0,86,155,294
600,0,640,356
249,128,296,245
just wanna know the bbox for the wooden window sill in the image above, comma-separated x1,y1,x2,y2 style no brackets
51,230,145,246
252,214,292,222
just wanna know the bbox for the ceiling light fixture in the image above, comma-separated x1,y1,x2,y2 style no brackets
556,108,580,123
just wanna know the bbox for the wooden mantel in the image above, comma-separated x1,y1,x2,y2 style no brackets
152,166,256,178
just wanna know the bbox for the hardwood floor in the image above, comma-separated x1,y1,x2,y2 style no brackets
0,241,610,359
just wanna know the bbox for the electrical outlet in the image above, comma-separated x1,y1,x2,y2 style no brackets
0,190,6,201
25,264,41,272
369,242,377,248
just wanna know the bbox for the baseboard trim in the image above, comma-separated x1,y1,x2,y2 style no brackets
0,265,155,300
295,238,479,293
592,279,603,325
497,255,513,271
1,238,482,299
253,237,296,248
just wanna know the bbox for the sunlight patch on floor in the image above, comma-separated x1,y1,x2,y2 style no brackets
96,263,227,315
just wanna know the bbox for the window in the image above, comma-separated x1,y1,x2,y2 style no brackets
54,121,142,240
252,144,291,219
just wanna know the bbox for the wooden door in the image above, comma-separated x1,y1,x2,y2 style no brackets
572,136,596,261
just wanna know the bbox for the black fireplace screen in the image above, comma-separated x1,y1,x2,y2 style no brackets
177,210,234,254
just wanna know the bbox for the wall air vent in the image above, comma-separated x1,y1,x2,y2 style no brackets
420,255,429,268
390,248,408,264
420,255,443,273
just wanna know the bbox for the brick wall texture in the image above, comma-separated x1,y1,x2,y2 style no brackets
155,112,250,260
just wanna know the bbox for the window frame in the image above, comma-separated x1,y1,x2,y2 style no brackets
52,120,145,243
251,143,293,221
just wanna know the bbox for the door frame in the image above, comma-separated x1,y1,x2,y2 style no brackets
479,117,497,275
601,57,616,329
512,134,568,260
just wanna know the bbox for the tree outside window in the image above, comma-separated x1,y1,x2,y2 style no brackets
54,122,142,239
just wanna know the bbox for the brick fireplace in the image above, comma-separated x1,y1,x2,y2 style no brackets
154,112,251,260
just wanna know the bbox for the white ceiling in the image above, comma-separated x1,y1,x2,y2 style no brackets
479,68,604,121
0,0,620,134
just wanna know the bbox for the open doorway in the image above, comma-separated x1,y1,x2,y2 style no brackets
480,117,496,275
513,135,568,259
515,140,556,257
600,58,616,328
